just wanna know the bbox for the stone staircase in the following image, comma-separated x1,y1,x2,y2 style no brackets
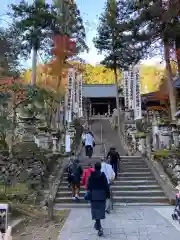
54,155,169,208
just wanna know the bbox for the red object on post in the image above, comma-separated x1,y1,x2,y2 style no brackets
177,49,180,60
52,35,76,57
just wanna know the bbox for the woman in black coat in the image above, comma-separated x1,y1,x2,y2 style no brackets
87,162,110,236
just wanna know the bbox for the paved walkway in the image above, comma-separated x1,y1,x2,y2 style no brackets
58,121,180,239
58,206,180,239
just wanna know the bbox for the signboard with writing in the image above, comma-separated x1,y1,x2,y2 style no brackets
128,67,134,110
133,66,142,120
123,71,129,109
78,73,83,117
67,68,75,122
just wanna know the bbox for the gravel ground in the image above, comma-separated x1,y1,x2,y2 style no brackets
13,221,60,240
12,210,69,240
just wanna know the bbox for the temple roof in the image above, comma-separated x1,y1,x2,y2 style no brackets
82,84,123,98
142,76,180,101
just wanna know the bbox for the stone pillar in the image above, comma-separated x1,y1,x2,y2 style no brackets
108,102,110,115
37,134,49,149
89,103,92,117
159,125,171,149
139,137,146,155
172,131,179,148
146,133,152,159
52,137,58,153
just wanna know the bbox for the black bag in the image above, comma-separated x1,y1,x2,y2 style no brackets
67,172,73,183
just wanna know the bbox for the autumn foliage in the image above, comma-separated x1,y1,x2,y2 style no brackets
0,83,34,107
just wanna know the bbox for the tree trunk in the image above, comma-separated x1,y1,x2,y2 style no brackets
164,38,177,120
31,47,37,86
175,37,180,78
113,65,121,138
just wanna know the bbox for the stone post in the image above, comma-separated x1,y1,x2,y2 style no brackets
89,103,92,117
159,124,171,149
146,133,152,160
172,130,179,148
139,137,146,155
52,136,58,153
108,102,110,115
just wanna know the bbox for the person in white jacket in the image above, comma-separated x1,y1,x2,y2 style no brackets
84,131,95,157
101,157,115,213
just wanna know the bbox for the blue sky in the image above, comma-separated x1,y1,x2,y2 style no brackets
1,0,161,66
76,0,105,64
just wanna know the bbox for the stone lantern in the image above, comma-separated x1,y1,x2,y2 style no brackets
158,121,171,149
172,128,179,148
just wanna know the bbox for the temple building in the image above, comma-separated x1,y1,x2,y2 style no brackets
82,84,124,116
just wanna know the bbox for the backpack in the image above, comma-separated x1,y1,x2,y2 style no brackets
69,163,78,179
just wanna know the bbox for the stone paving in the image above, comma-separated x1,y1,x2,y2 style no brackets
58,122,180,239
58,206,180,240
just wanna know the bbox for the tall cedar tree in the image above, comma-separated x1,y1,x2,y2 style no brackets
94,0,130,138
53,0,88,54
10,0,60,85
0,27,22,77
118,0,180,119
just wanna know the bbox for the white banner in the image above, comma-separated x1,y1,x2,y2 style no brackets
133,66,142,120
67,68,75,123
128,67,134,110
78,73,83,117
73,72,78,114
65,133,71,152
123,71,129,108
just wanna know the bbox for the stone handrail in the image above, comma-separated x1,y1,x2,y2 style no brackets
144,155,176,204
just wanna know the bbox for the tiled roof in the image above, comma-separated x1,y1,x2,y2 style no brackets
82,84,122,98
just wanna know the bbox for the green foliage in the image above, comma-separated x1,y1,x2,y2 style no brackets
134,132,147,138
94,0,148,70
10,0,59,57
83,63,164,91
140,65,164,94
0,27,21,77
116,0,180,65
83,64,121,84
0,183,29,201
53,0,88,53
153,149,170,160
9,0,88,60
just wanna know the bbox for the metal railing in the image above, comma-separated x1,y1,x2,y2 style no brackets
100,121,114,211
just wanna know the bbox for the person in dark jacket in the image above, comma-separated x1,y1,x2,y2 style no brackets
69,158,83,201
87,162,110,237
106,147,120,179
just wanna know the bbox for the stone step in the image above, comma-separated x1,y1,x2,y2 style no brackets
60,180,157,186
117,172,152,177
120,161,146,165
58,184,161,191
117,176,155,180
55,196,168,204
120,156,143,159
56,190,164,197
54,202,170,209
120,163,148,167
119,168,150,172
62,173,154,180
63,171,152,177
75,162,147,168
